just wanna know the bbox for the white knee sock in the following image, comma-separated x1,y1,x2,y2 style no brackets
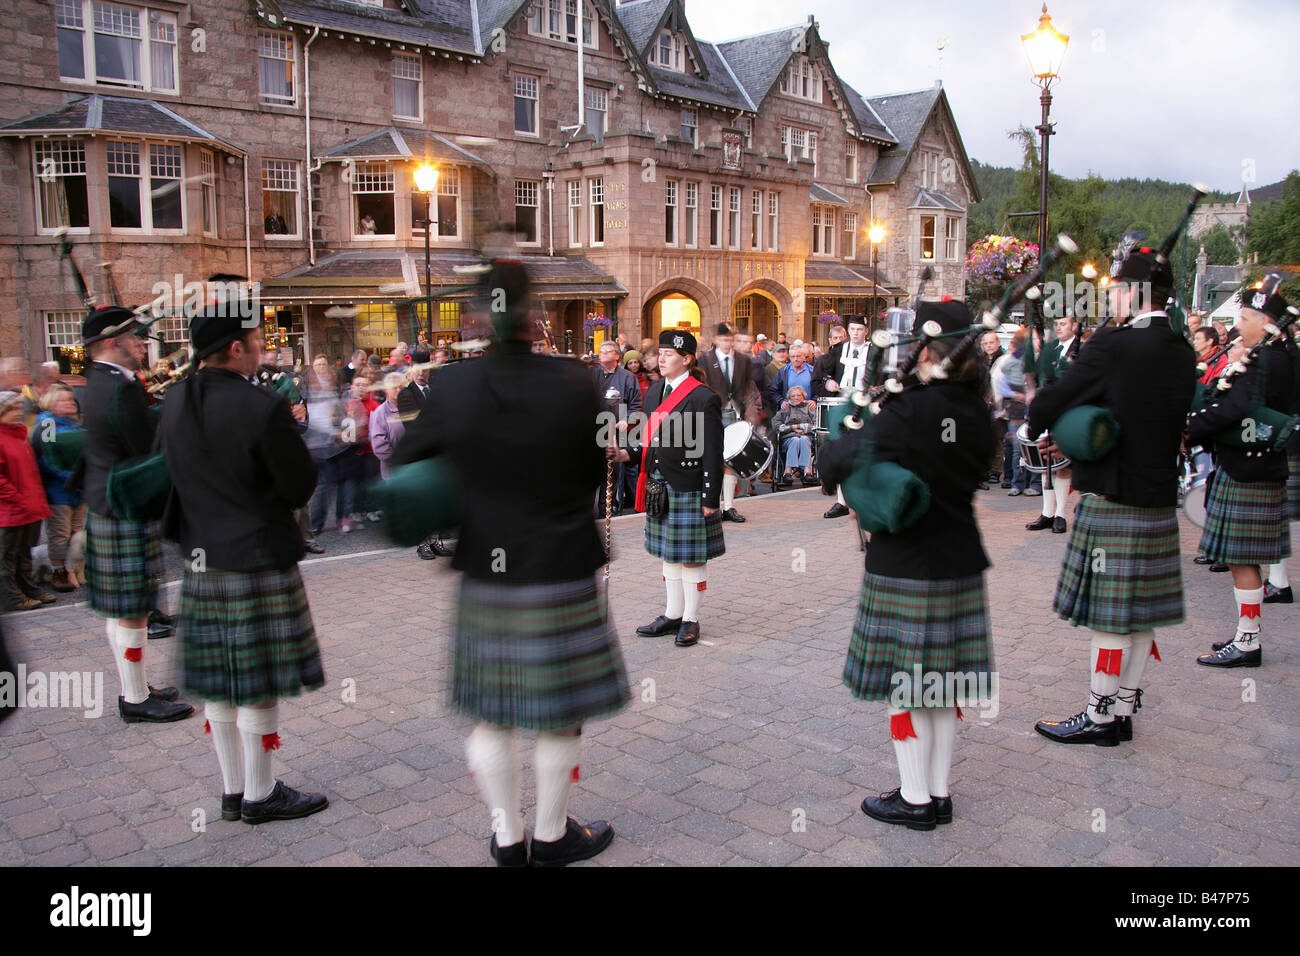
889,707,932,805
1114,630,1155,717
1234,586,1263,649
928,708,958,798
465,724,523,846
115,623,149,704
680,564,706,623
205,701,244,796
1041,486,1056,518
722,473,737,510
836,486,846,506
105,619,130,694
1266,563,1290,589
1054,483,1070,519
236,705,279,803
662,562,684,620
1086,633,1130,723
534,731,582,843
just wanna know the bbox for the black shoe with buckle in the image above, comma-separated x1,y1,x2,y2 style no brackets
1034,710,1119,746
861,788,937,831
221,793,244,822
1026,515,1053,531
529,818,614,867
1264,583,1293,604
119,695,194,723
241,780,329,824
675,621,700,647
931,795,953,825
148,684,178,702
824,503,850,519
636,615,682,637
1197,643,1261,668
721,508,745,523
490,834,528,867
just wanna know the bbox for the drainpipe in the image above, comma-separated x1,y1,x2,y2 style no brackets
304,26,321,266
242,155,252,279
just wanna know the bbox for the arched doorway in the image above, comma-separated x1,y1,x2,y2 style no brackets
731,279,792,341
641,277,720,343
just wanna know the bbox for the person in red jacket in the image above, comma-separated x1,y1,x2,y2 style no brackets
0,390,54,610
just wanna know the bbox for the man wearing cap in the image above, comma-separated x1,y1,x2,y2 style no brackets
79,307,193,724
818,300,996,830
1024,314,1081,534
1029,233,1195,746
815,315,871,519
699,323,758,522
160,306,328,824
635,328,726,648
393,260,629,867
1188,279,1296,667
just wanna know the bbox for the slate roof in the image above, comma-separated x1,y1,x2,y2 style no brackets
865,86,942,186
0,96,240,150
617,0,671,51
909,188,964,211
804,261,897,295
276,0,480,54
715,26,804,108
318,127,491,171
839,81,895,144
649,42,752,112
810,184,851,205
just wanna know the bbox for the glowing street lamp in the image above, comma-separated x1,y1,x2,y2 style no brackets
414,164,440,338
869,224,885,322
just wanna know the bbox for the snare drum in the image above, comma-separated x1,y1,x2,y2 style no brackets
1015,423,1070,474
1179,447,1213,528
722,421,774,481
814,396,852,439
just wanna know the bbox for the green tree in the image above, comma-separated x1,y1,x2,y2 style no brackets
1246,170,1300,264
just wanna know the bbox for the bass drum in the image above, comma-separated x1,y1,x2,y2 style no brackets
722,421,774,481
1179,447,1213,528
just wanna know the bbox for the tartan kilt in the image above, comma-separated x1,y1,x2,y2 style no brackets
84,511,162,618
843,573,994,707
1054,497,1184,633
177,566,324,706
1198,473,1291,565
643,479,726,564
1287,452,1300,521
453,575,629,731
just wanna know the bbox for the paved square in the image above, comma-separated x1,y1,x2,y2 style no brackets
2,488,1296,866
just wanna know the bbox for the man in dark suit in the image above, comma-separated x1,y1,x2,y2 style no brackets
814,315,871,519
394,350,452,559
160,306,328,825
1029,238,1195,747
393,261,628,867
699,323,759,521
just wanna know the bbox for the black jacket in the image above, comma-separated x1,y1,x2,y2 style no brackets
1029,315,1196,508
822,381,992,579
700,349,760,423
392,342,606,583
635,376,724,509
81,361,156,515
1188,341,1295,483
159,367,317,571
396,380,430,419
813,340,870,397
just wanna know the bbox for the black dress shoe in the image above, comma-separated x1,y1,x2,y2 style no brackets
1210,562,1230,573
490,834,528,867
1052,516,1067,534
148,684,178,702
1264,583,1293,604
416,543,437,560
529,818,615,867
1034,711,1119,746
860,788,936,831
675,621,700,647
118,696,194,723
1025,515,1053,531
1197,643,1261,668
636,615,682,637
1193,554,1212,565
824,503,850,519
221,793,244,822
931,795,953,825
722,508,746,523
1115,716,1133,742
147,619,174,640
241,780,329,824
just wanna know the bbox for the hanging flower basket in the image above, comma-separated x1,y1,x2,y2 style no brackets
583,312,613,333
965,234,1040,289
817,311,840,325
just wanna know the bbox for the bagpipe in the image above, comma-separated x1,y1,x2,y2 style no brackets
825,235,1080,534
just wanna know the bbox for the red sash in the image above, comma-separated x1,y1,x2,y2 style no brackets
634,376,702,511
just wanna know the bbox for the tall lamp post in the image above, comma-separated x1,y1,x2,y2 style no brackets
868,223,885,326
413,163,440,341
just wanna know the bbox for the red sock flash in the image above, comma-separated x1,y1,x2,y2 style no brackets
1095,648,1123,675
890,712,917,741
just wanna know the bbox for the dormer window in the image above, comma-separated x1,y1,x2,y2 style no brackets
529,0,596,49
779,54,821,103
650,29,684,71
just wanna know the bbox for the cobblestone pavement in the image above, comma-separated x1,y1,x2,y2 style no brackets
2,487,1296,867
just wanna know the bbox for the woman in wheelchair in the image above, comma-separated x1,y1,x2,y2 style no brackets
772,385,818,487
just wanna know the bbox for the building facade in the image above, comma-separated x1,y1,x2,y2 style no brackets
0,0,979,369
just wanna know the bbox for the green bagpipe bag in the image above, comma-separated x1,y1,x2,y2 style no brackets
106,453,172,522
842,458,931,535
1210,405,1299,451
1051,404,1120,462
40,426,87,474
369,457,463,548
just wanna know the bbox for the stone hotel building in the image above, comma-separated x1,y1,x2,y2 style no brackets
0,0,979,368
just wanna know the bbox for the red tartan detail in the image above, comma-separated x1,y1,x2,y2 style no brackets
956,706,964,721
696,581,707,591
571,766,580,782
261,732,281,753
1240,603,1261,620
204,720,211,735
1095,648,1122,675
890,712,917,741
1150,642,1161,661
